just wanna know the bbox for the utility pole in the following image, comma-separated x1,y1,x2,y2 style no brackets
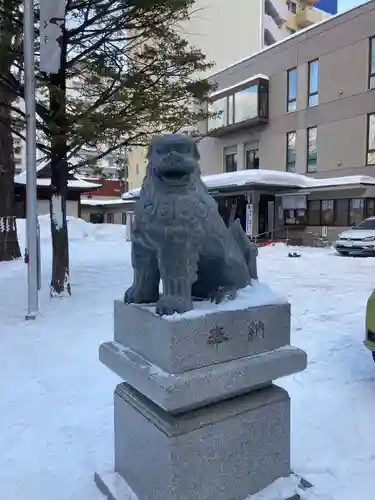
24,0,38,320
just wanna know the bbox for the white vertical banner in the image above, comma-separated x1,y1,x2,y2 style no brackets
246,203,253,237
40,0,66,74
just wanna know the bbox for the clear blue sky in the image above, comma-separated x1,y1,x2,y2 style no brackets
338,0,364,12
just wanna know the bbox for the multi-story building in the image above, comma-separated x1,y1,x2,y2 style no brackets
180,0,334,75
126,0,334,189
13,137,23,175
199,0,373,177
189,0,375,242
77,147,125,180
284,0,332,35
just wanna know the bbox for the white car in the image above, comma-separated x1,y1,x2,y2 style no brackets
334,217,375,256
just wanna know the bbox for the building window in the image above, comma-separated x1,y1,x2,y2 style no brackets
208,97,227,131
308,60,319,107
366,199,375,218
282,196,307,225
367,113,375,164
321,200,334,225
234,85,258,124
349,199,365,226
370,37,375,89
245,149,259,170
90,213,104,224
258,82,269,119
287,0,297,13
225,153,237,172
335,199,349,226
107,213,114,224
287,68,297,112
307,199,368,227
307,127,317,172
207,81,269,132
286,132,296,172
284,209,307,225
307,200,321,225
228,95,234,125
122,213,127,225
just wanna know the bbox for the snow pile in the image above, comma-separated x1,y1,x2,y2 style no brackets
248,475,304,500
98,470,305,500
16,215,126,245
2,238,375,500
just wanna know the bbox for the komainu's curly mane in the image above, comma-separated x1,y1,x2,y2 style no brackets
124,133,258,316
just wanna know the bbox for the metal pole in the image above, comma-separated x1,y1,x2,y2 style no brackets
24,0,39,320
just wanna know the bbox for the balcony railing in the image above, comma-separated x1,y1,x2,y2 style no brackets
265,0,288,24
264,14,284,45
207,77,269,137
295,6,327,28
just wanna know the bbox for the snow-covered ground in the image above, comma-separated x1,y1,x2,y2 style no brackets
1,216,375,500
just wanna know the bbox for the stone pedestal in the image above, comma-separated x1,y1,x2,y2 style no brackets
96,297,307,500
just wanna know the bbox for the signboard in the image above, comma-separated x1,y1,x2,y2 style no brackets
246,203,253,236
125,212,135,241
281,195,307,210
322,226,328,237
268,201,275,234
40,0,66,74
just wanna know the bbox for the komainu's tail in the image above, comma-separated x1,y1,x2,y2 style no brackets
230,219,258,281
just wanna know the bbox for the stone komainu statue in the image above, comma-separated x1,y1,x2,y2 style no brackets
124,133,258,316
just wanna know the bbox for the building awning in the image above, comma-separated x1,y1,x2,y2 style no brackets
122,170,375,201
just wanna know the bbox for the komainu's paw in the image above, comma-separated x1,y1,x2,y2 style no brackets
124,285,159,304
156,295,193,316
208,287,237,304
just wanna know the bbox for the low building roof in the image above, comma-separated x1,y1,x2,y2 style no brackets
14,164,101,191
80,198,135,207
122,170,375,200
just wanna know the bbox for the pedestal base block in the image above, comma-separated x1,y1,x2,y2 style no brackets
109,383,290,500
99,341,307,413
95,471,303,500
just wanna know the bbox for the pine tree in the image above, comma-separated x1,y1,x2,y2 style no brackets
0,0,23,262
0,0,215,293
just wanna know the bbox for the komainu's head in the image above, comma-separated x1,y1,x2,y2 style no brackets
145,134,201,188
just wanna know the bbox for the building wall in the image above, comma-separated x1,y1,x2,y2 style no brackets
198,1,375,179
179,0,264,77
285,4,331,32
37,200,79,218
82,179,124,198
125,0,329,189
127,147,147,190
80,205,134,225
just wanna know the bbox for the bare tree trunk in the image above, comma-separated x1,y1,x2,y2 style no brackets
49,168,70,296
48,17,70,296
0,113,21,262
49,86,70,296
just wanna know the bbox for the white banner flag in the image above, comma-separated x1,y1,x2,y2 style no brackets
246,204,253,237
40,0,66,74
